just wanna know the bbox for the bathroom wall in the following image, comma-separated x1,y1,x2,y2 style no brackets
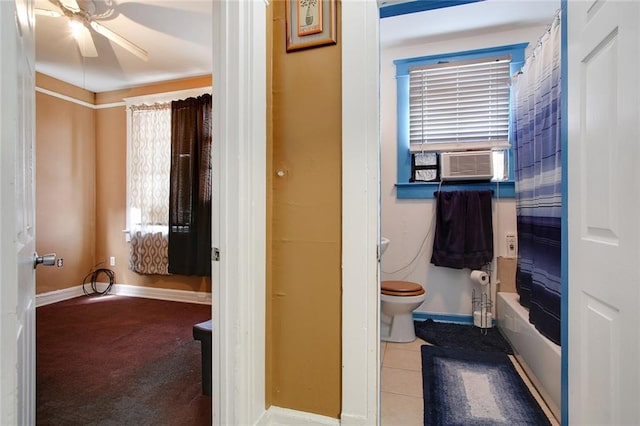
380,25,547,317
35,73,212,294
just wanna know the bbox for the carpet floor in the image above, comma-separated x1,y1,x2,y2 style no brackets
415,319,513,354
36,295,211,425
421,345,551,426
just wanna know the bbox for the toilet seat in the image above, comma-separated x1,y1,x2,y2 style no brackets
380,281,426,342
381,280,425,297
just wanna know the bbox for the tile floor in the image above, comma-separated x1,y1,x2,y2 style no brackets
381,338,428,425
380,338,559,426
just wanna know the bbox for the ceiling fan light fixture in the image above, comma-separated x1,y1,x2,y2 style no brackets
44,0,148,62
68,18,84,39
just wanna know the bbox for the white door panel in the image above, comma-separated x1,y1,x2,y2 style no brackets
568,0,640,424
0,0,36,423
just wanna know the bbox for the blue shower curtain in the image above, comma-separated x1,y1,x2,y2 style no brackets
512,11,562,346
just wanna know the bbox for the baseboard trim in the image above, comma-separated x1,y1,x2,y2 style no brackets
413,312,473,325
108,283,212,305
35,286,86,307
339,413,372,425
413,312,496,326
36,283,212,307
256,407,339,426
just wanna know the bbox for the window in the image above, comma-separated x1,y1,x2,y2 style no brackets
124,87,211,276
125,88,210,237
127,103,171,236
394,43,527,198
409,57,510,147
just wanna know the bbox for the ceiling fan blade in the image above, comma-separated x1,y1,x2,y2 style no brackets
35,8,62,17
57,0,81,12
89,21,148,62
73,24,98,58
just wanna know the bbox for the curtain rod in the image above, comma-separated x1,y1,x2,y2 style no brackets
525,8,562,63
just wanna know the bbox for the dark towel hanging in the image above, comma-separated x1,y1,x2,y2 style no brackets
430,190,493,270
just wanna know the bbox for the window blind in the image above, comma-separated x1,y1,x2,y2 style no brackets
409,56,511,146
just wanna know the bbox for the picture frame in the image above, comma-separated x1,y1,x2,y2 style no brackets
286,0,337,52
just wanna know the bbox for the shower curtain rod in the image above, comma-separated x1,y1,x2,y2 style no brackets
525,8,562,63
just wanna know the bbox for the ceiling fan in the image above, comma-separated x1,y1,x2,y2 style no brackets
35,0,148,61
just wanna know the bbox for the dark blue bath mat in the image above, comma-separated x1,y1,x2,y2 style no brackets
422,345,552,425
415,319,513,354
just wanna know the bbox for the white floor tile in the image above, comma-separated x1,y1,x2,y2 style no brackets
382,347,423,371
381,367,423,398
386,338,429,353
381,392,423,426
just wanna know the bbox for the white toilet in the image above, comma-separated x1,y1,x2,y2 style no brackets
379,237,426,342
380,280,426,342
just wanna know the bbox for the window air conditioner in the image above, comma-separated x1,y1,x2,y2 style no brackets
440,151,493,181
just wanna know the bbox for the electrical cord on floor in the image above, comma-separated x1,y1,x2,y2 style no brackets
82,266,115,296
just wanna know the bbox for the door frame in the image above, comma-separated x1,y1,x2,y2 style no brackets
211,1,267,425
340,1,381,424
211,0,381,423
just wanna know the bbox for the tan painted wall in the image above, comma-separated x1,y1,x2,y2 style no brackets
95,75,212,105
35,79,96,293
267,0,342,418
37,73,95,104
36,73,212,293
265,0,275,411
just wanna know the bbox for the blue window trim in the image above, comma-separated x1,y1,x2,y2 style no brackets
397,181,515,199
394,43,528,199
379,0,485,19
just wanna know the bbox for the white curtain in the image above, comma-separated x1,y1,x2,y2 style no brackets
128,103,171,275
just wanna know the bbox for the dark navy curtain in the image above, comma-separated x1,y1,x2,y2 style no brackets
168,94,212,276
512,11,562,345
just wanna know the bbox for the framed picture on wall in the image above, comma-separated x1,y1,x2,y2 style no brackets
286,0,337,52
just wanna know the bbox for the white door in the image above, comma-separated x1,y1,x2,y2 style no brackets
0,0,36,423
568,0,640,424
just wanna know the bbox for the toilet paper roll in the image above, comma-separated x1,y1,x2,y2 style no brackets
473,310,494,328
470,270,489,286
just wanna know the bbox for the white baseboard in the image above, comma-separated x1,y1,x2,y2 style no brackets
36,283,212,307
35,285,86,307
338,413,372,426
256,407,340,426
108,283,212,304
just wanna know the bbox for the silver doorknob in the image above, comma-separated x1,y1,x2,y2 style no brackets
34,252,56,269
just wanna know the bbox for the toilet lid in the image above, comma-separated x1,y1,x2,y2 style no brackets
381,280,425,297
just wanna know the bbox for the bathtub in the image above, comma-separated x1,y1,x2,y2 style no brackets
497,292,561,421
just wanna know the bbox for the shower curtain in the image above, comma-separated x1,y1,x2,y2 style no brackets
512,11,562,346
